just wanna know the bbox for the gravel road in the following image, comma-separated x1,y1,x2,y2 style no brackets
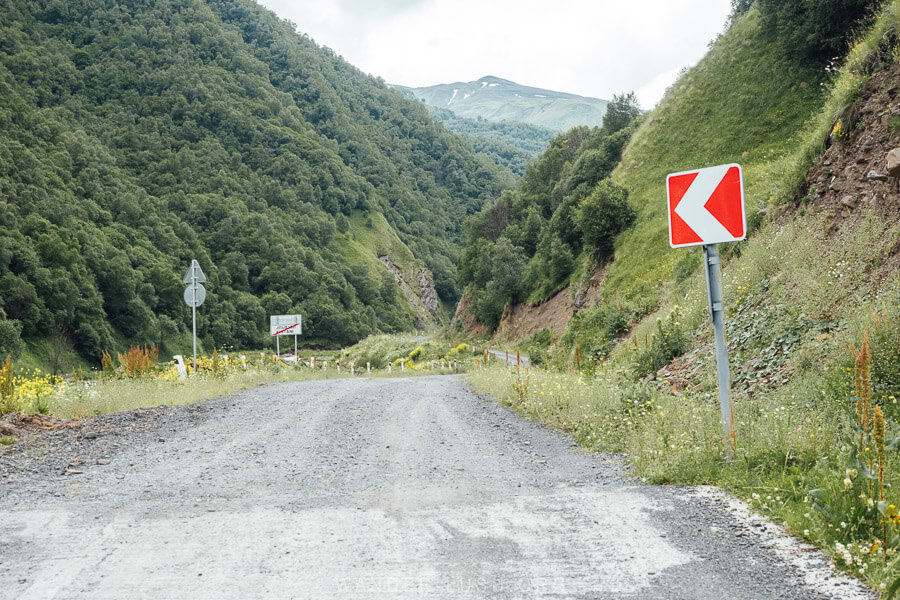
488,350,529,367
0,376,874,599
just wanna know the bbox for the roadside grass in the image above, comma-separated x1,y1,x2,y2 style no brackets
469,327,900,592
0,339,473,421
48,366,329,419
339,333,480,370
468,196,900,593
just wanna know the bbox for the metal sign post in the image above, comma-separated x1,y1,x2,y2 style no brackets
703,244,735,456
182,260,206,376
667,163,746,458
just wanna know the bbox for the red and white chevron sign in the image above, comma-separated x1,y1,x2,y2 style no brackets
667,163,746,248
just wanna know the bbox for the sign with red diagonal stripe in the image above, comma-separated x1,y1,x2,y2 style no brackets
667,163,746,248
270,314,302,336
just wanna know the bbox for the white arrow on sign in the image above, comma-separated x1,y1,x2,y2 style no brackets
673,164,734,243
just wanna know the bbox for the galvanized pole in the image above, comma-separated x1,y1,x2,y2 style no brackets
191,271,197,376
703,244,735,456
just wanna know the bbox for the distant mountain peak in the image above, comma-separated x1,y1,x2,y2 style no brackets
394,77,608,132
477,75,511,84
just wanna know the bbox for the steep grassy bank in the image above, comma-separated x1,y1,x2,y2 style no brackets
602,8,827,304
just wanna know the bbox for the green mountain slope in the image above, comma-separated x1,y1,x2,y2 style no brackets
604,9,827,299
397,76,609,132
429,108,556,176
0,0,512,361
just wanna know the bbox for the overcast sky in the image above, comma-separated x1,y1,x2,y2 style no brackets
255,0,733,109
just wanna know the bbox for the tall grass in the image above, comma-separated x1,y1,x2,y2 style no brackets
47,365,330,419
470,310,900,589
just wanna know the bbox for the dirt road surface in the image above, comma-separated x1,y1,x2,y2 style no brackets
0,376,873,599
487,350,529,367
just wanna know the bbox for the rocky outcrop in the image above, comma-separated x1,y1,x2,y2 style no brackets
888,147,900,178
379,255,442,329
418,270,439,314
801,62,900,224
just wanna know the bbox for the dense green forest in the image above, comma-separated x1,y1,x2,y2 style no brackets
456,93,642,329
0,0,513,362
430,109,555,176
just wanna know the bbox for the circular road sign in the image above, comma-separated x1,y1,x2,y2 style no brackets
184,283,206,308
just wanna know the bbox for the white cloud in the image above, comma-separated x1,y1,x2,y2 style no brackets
255,0,731,106
636,64,687,109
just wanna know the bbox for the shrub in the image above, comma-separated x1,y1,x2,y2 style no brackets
472,238,527,329
576,179,636,264
757,0,884,63
631,310,689,379
566,302,630,367
0,319,24,359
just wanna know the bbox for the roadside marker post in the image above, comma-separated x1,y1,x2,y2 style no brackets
182,260,206,376
173,355,187,380
667,163,746,456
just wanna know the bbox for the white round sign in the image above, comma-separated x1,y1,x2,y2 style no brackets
184,283,206,307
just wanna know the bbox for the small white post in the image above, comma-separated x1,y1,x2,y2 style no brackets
173,355,187,380
367,362,371,373
388,364,392,374
401,359,405,371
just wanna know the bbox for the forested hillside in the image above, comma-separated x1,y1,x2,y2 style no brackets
430,109,555,176
455,93,642,329
0,0,513,362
